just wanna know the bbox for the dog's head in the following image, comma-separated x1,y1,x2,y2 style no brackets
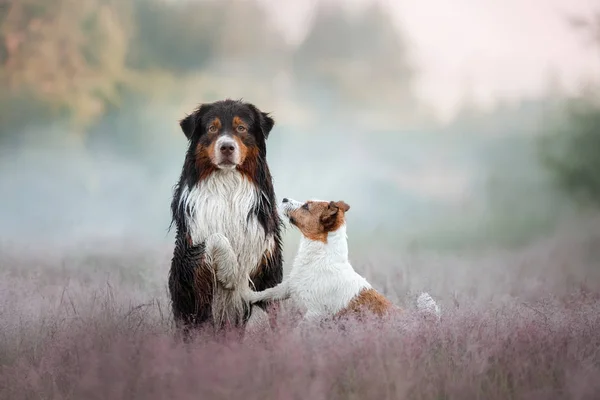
179,99,274,173
280,198,350,243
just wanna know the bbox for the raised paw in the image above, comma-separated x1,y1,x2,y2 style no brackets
204,233,238,290
216,268,236,290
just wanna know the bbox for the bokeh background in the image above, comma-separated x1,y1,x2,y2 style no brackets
1,0,599,307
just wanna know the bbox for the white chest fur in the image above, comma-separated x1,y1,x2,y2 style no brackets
287,226,371,319
179,171,272,274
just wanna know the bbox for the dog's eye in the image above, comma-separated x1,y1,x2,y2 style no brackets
208,125,218,134
302,203,309,210
236,125,247,133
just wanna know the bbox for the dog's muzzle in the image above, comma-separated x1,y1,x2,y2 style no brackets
280,198,303,218
215,135,240,168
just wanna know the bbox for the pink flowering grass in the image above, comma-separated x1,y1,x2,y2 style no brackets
1,289,599,400
1,225,600,400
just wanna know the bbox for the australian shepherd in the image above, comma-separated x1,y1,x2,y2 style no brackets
168,99,284,336
210,198,441,324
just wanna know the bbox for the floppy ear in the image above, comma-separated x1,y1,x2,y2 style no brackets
179,103,213,140
334,201,350,212
259,111,275,139
248,104,275,139
320,201,340,230
179,114,196,140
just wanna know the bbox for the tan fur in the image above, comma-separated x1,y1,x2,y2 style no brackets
232,116,248,132
204,140,218,167
288,200,350,243
336,288,398,320
209,117,222,131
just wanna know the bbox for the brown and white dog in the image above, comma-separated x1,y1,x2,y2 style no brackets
168,99,284,336
209,198,441,324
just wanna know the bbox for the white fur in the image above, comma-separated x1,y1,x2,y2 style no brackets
416,292,441,320
214,135,240,168
235,222,373,321
178,170,274,328
217,198,371,321
205,233,249,327
275,223,373,320
179,170,274,276
205,233,245,290
214,197,442,322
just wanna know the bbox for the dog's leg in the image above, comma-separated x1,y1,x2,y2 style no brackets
249,251,284,330
204,233,255,333
243,280,291,304
204,233,244,289
169,234,215,340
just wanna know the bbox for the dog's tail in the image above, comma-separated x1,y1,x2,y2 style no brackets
415,292,441,321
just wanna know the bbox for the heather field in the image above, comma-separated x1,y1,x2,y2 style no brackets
1,217,600,400
1,1,599,398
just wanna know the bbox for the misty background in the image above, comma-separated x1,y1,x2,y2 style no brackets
1,0,600,308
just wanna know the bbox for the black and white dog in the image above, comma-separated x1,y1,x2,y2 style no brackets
168,99,284,336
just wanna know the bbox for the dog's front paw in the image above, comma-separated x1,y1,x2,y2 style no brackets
216,269,236,290
205,233,238,290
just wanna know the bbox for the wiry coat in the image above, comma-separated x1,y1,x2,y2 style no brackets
168,99,284,336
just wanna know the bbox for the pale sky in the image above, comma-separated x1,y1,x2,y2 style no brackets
261,0,599,120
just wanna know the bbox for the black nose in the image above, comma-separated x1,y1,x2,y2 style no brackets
220,144,235,156
282,198,289,203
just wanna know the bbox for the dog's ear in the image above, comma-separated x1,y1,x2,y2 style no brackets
334,201,350,213
179,114,195,140
179,103,213,140
248,104,275,139
259,111,275,139
320,201,341,230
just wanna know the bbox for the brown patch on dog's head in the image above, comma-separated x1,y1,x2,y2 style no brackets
178,100,275,180
283,199,350,243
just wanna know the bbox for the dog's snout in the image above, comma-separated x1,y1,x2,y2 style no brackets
282,198,289,203
214,136,239,168
220,142,235,156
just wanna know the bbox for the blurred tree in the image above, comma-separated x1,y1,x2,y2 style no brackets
540,97,600,206
211,0,287,64
126,0,218,72
0,0,132,137
293,2,416,125
539,11,600,207
0,0,287,141
128,0,286,75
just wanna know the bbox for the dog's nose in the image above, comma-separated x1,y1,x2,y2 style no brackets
220,142,235,156
282,198,289,203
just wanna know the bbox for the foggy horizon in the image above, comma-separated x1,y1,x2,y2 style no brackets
261,0,599,120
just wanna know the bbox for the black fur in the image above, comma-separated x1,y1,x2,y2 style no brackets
168,99,284,336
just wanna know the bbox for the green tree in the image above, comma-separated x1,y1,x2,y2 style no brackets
539,11,600,206
540,97,600,206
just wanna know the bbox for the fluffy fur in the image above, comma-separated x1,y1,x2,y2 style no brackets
213,198,441,323
168,99,283,336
